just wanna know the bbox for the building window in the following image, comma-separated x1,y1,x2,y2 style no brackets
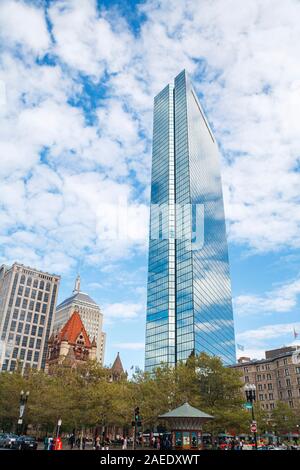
296,367,300,374
257,374,261,381
24,324,30,335
20,349,26,359
285,368,290,376
289,400,294,408
284,358,288,365
286,378,291,386
288,389,292,398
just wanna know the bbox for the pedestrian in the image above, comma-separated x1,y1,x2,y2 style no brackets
76,436,80,448
105,436,110,450
44,436,49,450
48,437,53,450
82,436,86,450
95,435,100,450
122,436,128,450
69,433,75,450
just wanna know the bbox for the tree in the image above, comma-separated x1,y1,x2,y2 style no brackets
129,353,249,435
271,401,298,435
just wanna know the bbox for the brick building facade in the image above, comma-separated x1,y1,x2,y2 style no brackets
231,346,300,411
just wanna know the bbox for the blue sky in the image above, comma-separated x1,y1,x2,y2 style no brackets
0,0,300,371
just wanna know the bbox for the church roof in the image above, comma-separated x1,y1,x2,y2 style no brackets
111,352,124,374
58,311,92,348
57,291,99,310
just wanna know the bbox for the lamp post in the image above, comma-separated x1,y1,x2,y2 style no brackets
56,418,62,440
18,390,30,435
244,383,257,450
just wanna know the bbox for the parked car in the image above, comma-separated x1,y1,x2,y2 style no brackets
4,433,18,448
0,433,9,448
12,436,38,450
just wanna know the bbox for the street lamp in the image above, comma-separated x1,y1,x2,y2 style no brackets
56,418,62,440
18,390,30,435
244,383,257,450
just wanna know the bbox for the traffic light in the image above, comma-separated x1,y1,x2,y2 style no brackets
134,407,142,427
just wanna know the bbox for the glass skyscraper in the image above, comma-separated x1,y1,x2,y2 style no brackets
145,70,236,371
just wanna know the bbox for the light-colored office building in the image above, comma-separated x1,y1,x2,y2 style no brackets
0,262,60,373
53,276,106,365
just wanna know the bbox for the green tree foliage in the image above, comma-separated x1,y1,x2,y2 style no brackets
0,353,299,437
131,353,249,434
270,401,300,434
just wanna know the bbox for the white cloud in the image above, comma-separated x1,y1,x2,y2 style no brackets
234,277,300,316
237,323,300,343
103,302,144,323
48,0,133,77
1,0,300,276
236,322,300,360
0,0,50,54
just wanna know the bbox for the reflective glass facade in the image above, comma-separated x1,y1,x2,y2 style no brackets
145,70,236,371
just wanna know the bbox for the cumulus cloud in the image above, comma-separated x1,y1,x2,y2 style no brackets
234,277,300,316
103,302,145,324
0,0,50,54
1,0,300,276
236,322,300,360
